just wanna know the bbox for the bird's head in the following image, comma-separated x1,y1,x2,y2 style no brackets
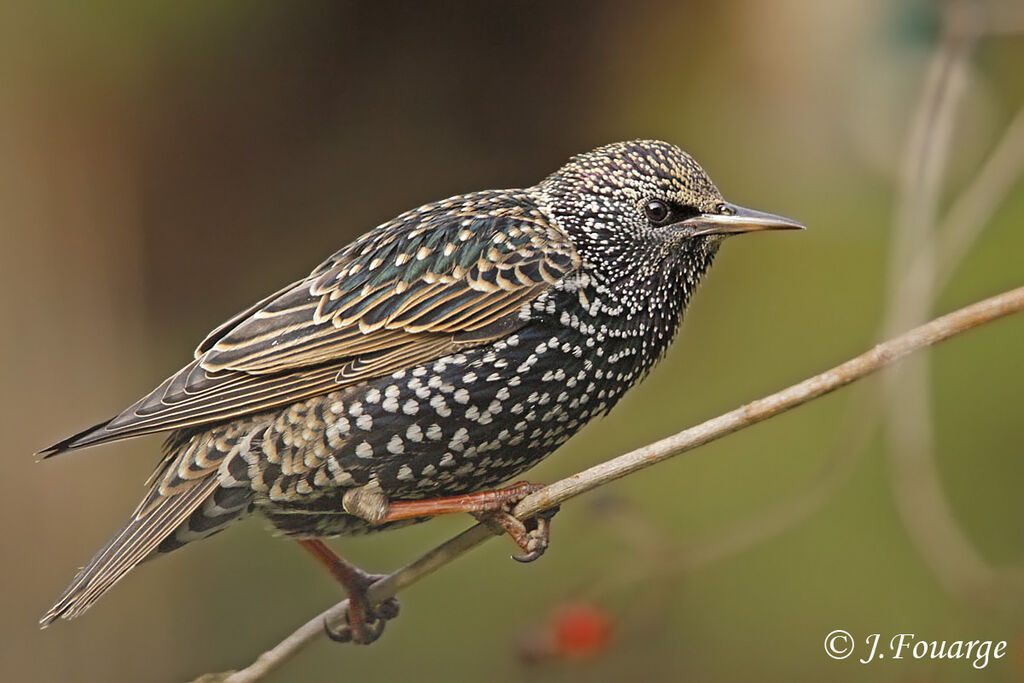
535,140,803,297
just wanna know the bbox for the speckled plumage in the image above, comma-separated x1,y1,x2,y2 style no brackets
41,140,800,625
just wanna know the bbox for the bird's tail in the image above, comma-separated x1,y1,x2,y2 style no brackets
40,476,220,626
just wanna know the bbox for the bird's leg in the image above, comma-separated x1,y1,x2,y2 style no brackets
296,539,399,645
343,481,558,562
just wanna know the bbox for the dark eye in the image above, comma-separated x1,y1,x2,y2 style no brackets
644,200,671,225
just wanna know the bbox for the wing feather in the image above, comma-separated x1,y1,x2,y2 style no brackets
42,191,578,455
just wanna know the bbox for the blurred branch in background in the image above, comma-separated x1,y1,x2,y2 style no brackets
884,0,1024,604
206,284,1024,683
934,103,1024,285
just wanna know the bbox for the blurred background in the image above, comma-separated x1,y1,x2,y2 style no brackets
3,1,1023,681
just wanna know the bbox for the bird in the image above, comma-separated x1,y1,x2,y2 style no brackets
39,139,803,643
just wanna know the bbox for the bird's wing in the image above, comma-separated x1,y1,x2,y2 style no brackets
43,192,578,454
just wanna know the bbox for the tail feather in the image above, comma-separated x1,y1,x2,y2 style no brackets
40,477,219,626
37,419,117,458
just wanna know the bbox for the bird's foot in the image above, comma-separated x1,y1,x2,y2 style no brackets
298,539,400,645
468,484,559,562
323,574,400,645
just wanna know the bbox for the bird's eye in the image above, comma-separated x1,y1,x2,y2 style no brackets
644,200,671,225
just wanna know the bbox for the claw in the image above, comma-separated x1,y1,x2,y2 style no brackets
358,618,387,645
322,595,400,645
475,502,560,563
376,596,401,621
510,505,559,562
324,616,352,643
512,547,545,563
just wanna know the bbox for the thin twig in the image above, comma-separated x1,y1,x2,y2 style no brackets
214,284,1024,683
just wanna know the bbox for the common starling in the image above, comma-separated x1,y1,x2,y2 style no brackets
40,140,802,642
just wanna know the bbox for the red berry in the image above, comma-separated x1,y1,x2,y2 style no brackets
552,602,612,659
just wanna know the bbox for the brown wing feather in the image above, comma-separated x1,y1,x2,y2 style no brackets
42,191,578,455
193,278,306,358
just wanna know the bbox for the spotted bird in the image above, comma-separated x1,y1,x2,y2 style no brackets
40,140,803,642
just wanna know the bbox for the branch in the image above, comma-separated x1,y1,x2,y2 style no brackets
209,284,1024,683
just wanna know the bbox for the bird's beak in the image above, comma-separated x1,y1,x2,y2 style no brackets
680,202,805,237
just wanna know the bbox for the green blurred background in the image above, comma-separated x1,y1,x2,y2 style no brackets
2,1,1022,681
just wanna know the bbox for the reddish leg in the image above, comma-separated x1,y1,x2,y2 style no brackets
297,539,399,644
347,481,558,562
380,481,544,521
